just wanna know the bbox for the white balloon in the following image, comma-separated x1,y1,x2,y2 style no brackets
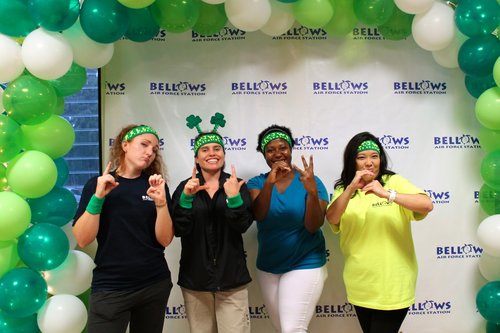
61,221,77,250
21,28,73,80
260,0,295,37
225,0,272,32
479,252,500,281
412,1,455,51
202,0,225,3
394,0,434,15
432,29,468,68
37,294,87,333
43,250,95,296
0,34,24,83
477,214,500,257
61,20,114,69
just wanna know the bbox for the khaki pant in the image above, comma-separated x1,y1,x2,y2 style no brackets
181,285,251,333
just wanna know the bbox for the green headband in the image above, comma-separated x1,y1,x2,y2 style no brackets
260,131,292,152
357,140,380,154
194,133,224,155
122,125,159,142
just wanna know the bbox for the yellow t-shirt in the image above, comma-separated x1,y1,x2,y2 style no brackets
329,174,428,310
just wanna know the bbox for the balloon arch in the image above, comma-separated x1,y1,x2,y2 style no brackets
1,0,500,332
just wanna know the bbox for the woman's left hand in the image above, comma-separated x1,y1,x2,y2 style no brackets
362,179,387,198
224,165,245,197
147,174,167,206
294,155,318,194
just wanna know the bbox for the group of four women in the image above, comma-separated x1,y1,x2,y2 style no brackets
73,120,433,333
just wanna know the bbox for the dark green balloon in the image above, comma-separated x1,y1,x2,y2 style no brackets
458,34,500,77
192,2,227,37
0,0,37,37
0,312,39,333
0,268,47,318
487,321,500,333
49,63,87,97
455,0,500,37
465,74,496,98
477,281,500,322
80,0,129,43
125,7,160,42
27,186,77,226
27,0,80,32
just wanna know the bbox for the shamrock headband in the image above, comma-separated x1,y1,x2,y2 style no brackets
260,130,292,152
186,113,226,155
122,125,159,142
357,140,380,154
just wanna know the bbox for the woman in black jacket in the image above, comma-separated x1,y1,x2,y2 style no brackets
172,114,254,333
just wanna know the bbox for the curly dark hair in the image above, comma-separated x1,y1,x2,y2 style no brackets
256,124,295,154
334,131,394,189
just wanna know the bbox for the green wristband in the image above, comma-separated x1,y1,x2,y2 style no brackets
86,194,105,215
226,193,243,208
179,192,194,209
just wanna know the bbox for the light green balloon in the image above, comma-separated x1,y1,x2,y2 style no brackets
293,0,334,29
493,56,500,87
480,149,500,191
0,239,20,277
479,126,500,152
118,0,155,9
21,115,76,159
150,0,200,33
0,191,31,241
475,86,500,130
6,150,57,199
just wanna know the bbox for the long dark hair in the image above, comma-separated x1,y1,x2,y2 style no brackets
334,131,394,189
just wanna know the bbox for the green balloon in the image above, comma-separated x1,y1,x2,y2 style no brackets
0,0,37,37
17,223,69,271
150,0,200,33
3,74,57,126
458,34,500,77
353,0,395,26
377,6,413,41
477,281,500,322
80,0,129,43
479,183,500,215
53,93,65,115
0,268,47,318
21,115,76,159
27,186,77,226
293,0,334,29
125,7,160,42
479,126,500,152
48,63,87,97
192,2,227,36
0,240,20,277
480,149,500,191
494,56,500,87
27,0,80,32
0,191,31,242
0,308,38,333
0,163,8,191
475,86,500,130
487,321,500,333
54,157,69,187
323,0,357,37
0,114,22,163
6,150,57,199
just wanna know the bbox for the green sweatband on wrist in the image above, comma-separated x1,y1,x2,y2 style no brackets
86,194,105,215
179,192,194,209
226,193,243,208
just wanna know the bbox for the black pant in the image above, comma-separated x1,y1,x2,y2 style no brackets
88,278,173,333
354,305,409,333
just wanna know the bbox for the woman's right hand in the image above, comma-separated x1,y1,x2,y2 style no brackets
348,169,375,192
183,166,209,195
267,160,291,184
95,162,119,198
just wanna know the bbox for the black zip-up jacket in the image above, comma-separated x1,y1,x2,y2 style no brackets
172,171,254,291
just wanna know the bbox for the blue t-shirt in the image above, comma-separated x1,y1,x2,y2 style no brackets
247,171,328,274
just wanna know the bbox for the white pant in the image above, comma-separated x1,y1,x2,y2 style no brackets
256,265,328,333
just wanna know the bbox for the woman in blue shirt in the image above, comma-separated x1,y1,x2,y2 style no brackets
247,124,329,333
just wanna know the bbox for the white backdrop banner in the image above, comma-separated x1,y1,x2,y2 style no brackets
101,24,486,333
